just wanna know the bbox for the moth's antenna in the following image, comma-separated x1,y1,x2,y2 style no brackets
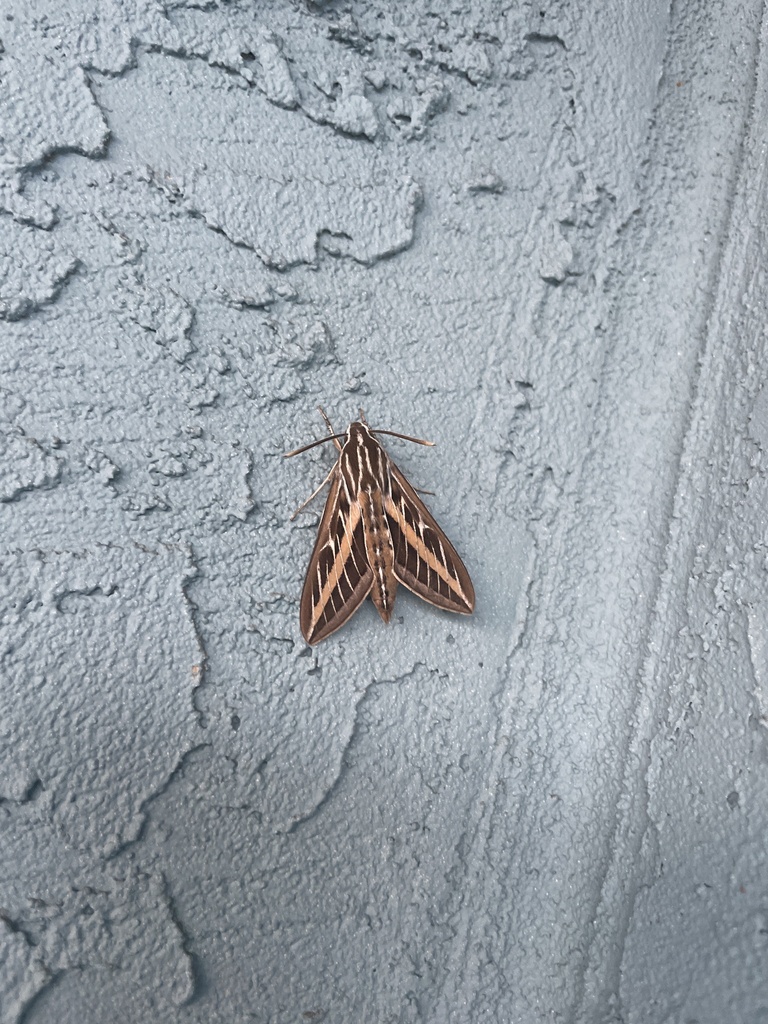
284,434,346,458
285,407,347,457
371,428,434,447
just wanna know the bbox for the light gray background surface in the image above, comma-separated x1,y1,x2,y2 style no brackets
2,1,768,1022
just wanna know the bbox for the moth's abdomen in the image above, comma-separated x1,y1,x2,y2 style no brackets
360,489,397,623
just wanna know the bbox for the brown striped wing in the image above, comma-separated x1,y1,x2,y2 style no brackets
385,463,475,615
299,470,373,645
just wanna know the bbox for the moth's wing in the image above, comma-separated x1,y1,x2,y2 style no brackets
299,470,373,645
385,463,475,614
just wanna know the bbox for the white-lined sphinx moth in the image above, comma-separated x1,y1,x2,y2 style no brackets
286,409,475,645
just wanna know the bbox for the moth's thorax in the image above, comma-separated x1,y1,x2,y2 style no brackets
340,422,391,496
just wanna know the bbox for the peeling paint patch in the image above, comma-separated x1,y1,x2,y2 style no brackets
0,56,108,174
96,54,422,269
0,221,79,321
0,546,201,854
0,426,64,502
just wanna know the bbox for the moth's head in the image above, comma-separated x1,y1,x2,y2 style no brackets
346,417,373,444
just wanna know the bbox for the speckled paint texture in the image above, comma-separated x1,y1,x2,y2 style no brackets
2,1,768,1021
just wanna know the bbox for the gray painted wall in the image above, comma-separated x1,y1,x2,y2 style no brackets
2,1,768,1022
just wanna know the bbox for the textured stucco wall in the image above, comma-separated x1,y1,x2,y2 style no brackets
2,2,768,1022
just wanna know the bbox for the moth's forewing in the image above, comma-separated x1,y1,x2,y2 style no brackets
386,464,474,614
299,470,373,644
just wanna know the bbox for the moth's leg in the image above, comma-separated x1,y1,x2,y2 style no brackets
290,465,337,520
317,406,343,451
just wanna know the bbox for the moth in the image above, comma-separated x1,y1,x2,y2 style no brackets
286,409,475,645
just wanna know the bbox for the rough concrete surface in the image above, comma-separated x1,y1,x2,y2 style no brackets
2,1,768,1021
